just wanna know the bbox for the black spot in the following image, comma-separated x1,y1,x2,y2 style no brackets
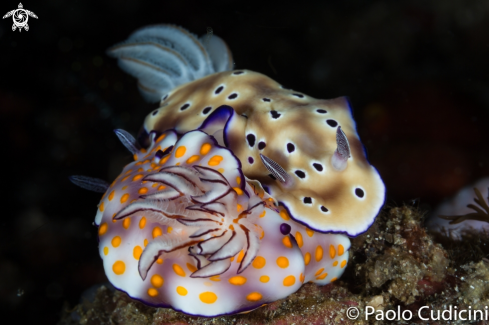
295,170,306,178
248,156,254,164
280,223,291,235
303,197,312,204
228,93,238,100
287,143,295,153
320,206,329,212
155,149,165,160
152,110,159,116
258,141,266,150
246,134,256,147
233,71,244,75
214,86,224,94
263,186,270,194
262,98,271,102
293,93,304,98
313,163,323,172
162,94,168,101
270,110,281,119
326,119,338,127
355,188,365,198
268,174,276,180
316,109,327,114
180,103,190,111
202,106,212,114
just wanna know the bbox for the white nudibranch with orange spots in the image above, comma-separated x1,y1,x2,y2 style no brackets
69,24,384,317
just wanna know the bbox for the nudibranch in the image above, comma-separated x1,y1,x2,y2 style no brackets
427,178,489,239
108,25,385,236
93,128,350,316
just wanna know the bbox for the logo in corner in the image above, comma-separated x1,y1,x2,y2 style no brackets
3,3,38,32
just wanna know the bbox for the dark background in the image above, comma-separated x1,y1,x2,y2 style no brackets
2,0,489,323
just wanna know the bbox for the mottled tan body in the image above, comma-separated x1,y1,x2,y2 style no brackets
143,70,384,235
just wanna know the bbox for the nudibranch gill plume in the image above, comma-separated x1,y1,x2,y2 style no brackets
71,24,384,317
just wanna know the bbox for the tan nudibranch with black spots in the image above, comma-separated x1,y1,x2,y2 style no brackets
70,24,382,317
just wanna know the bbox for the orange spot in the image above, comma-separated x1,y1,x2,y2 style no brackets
260,228,265,239
156,258,163,264
120,193,129,203
147,288,158,297
144,239,148,246
111,236,121,247
152,226,162,238
295,231,303,248
229,276,247,285
330,277,337,282
208,155,223,166
176,286,187,296
125,169,133,175
103,247,109,256
233,187,243,195
259,211,266,218
304,252,311,265
306,227,314,237
217,168,224,173
333,261,338,267
246,292,262,301
200,143,212,155
112,261,125,275
252,256,266,269
230,256,235,262
158,185,166,191
236,176,241,185
132,174,143,181
237,250,245,263
282,236,292,248
236,204,242,211
151,274,164,288
300,273,305,283
186,155,200,164
133,246,142,260
160,156,170,165
338,244,344,256
279,210,290,221
341,260,347,268
139,217,146,229
133,154,138,161
108,191,115,201
99,202,105,212
123,218,130,229
167,226,173,233
210,275,220,282
186,263,197,273
199,292,218,304
152,183,158,188
98,223,108,236
276,256,289,268
329,245,336,259
138,167,144,172
315,246,324,262
173,264,186,277
121,185,128,190
122,175,130,182
156,134,166,143
175,146,186,158
315,268,325,276
283,275,295,286
259,275,270,283
140,148,147,154
316,273,328,280
138,187,148,195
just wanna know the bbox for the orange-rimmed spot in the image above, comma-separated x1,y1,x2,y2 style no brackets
123,218,130,229
99,202,105,212
200,143,212,155
316,246,324,262
246,292,262,301
329,245,336,259
338,244,344,256
304,252,311,265
111,236,121,247
133,246,142,260
152,226,162,238
252,256,266,269
147,288,158,297
283,275,295,287
120,193,129,203
175,146,186,158
151,274,164,288
139,217,146,229
112,261,125,275
276,256,289,268
199,292,218,304
282,236,292,248
229,276,247,286
259,275,269,283
296,231,303,248
98,223,108,236
176,286,187,296
173,264,186,277
138,187,148,195
186,155,200,164
108,191,115,201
